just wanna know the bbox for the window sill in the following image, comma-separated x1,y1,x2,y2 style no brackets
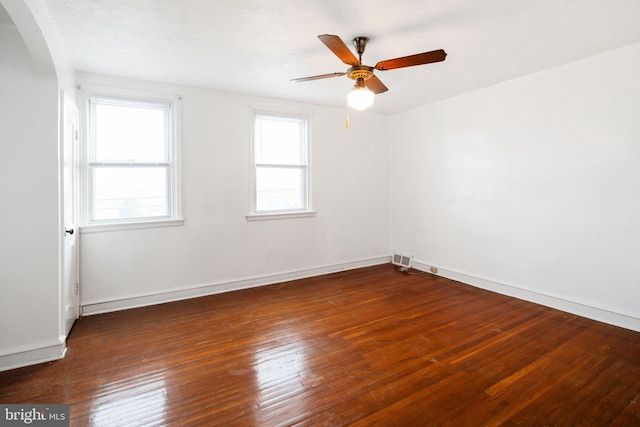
80,218,185,234
246,211,317,222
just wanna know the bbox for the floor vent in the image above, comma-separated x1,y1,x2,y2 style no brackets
392,253,413,270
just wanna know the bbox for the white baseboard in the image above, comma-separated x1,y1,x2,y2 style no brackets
82,256,391,316
0,339,66,373
412,261,640,332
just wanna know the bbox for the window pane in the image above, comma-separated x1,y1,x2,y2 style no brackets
255,116,305,165
92,101,167,161
92,167,169,221
256,167,305,212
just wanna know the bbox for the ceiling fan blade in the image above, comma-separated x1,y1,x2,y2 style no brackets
365,75,388,94
375,49,447,71
290,72,346,83
318,34,359,66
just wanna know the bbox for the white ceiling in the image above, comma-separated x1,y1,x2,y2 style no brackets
37,0,640,114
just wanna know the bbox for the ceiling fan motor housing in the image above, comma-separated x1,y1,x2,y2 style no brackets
347,65,374,80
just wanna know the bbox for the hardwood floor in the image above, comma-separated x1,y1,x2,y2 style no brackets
1,264,639,426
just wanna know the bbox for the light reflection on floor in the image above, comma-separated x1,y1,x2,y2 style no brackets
90,374,167,426
253,339,309,422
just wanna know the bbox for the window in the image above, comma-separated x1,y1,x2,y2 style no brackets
85,94,180,226
251,113,311,217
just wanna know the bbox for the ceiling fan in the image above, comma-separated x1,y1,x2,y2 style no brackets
291,34,447,111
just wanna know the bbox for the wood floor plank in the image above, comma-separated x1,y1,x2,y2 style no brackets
1,264,639,426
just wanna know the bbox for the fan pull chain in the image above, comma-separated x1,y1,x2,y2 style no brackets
345,111,350,129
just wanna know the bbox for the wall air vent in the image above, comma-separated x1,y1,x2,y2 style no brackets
392,252,413,270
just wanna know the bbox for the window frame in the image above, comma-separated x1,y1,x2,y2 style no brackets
247,110,315,221
79,85,183,232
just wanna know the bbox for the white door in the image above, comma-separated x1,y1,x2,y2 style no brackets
62,94,80,336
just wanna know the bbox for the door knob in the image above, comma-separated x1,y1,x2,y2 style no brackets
65,228,74,235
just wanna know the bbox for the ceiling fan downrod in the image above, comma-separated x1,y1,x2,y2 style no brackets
352,36,369,64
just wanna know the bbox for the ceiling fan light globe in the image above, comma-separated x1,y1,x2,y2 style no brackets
347,86,374,111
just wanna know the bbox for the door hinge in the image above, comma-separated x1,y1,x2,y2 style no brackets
75,282,79,296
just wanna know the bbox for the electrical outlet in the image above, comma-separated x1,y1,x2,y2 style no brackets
429,266,438,274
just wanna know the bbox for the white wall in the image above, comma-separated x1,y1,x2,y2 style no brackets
0,1,65,369
390,42,640,331
78,75,390,312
